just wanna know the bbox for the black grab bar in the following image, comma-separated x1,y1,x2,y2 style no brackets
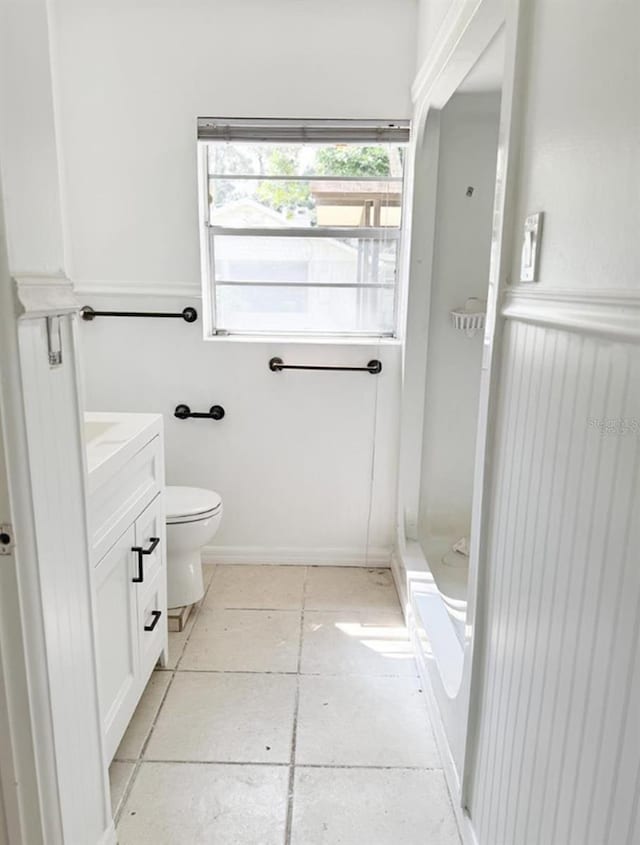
269,357,382,374
174,404,225,421
81,306,198,323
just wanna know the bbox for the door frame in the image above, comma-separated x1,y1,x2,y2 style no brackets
0,193,116,843
0,175,59,844
396,0,527,838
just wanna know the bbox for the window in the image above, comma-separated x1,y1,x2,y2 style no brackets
197,118,410,337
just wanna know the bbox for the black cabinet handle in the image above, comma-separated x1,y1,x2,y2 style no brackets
144,610,162,632
131,537,160,583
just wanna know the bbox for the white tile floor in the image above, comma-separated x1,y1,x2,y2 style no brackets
110,564,461,844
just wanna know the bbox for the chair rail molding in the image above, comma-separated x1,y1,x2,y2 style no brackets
502,287,640,342
73,281,202,298
12,274,79,318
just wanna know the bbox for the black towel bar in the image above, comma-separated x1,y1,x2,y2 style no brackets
81,306,198,323
269,357,382,374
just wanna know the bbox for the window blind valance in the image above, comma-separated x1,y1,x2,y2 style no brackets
197,118,410,144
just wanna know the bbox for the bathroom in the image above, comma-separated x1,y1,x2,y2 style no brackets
0,1,639,845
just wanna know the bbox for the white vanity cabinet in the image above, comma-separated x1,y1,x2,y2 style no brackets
85,413,168,762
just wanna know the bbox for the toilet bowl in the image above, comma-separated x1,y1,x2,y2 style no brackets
165,486,223,608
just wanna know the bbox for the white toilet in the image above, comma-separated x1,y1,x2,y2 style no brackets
165,486,223,608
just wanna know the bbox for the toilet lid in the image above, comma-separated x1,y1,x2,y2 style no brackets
165,486,222,520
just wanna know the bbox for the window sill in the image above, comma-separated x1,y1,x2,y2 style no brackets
202,333,402,347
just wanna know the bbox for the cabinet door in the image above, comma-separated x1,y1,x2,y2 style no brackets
138,570,167,680
133,494,165,591
94,525,139,762
134,494,167,679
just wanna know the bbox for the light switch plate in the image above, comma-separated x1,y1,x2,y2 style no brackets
520,211,543,282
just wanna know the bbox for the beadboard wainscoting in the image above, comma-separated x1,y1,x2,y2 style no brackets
13,279,115,845
468,288,640,845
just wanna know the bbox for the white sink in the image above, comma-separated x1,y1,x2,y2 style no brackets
84,419,117,443
84,411,163,483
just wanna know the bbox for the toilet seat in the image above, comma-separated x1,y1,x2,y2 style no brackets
165,486,222,525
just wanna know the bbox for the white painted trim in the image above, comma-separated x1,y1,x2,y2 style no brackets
412,0,469,103
412,0,505,111
397,0,524,837
73,282,202,298
504,285,640,307
0,208,61,843
454,0,532,818
202,545,392,567
397,108,442,541
13,274,79,318
400,0,506,543
17,312,113,842
502,287,640,342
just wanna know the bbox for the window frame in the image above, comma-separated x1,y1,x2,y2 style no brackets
197,120,410,341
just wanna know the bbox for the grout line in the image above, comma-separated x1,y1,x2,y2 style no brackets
165,668,417,678
113,565,420,834
290,763,444,771
176,604,402,614
142,759,291,767
283,566,308,845
112,565,219,826
172,567,220,672
201,606,304,612
116,758,443,771
172,668,300,675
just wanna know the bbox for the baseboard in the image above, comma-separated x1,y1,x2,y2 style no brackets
202,545,392,567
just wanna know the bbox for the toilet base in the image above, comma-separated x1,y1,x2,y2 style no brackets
167,548,205,609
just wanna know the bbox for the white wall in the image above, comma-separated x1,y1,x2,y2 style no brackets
508,0,639,292
418,93,500,541
53,0,416,289
79,296,400,559
52,0,416,560
468,1,640,842
0,1,114,841
416,0,457,69
0,0,67,272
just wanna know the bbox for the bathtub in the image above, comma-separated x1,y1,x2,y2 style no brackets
392,531,472,790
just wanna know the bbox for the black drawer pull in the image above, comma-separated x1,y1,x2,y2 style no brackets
131,537,160,583
144,610,162,632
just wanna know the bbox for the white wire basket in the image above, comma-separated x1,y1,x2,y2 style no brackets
450,297,486,337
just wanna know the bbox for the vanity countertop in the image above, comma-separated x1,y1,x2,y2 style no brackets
84,411,163,488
